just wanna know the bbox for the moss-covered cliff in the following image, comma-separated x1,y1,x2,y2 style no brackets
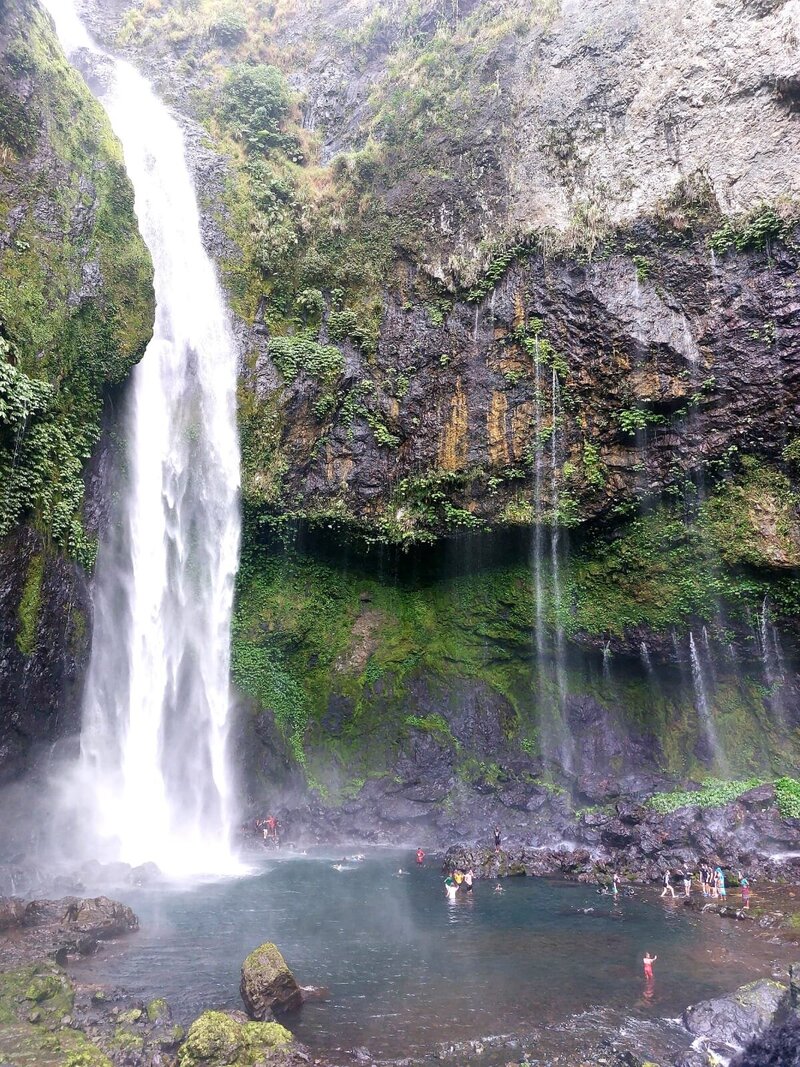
73,0,800,812
0,0,154,778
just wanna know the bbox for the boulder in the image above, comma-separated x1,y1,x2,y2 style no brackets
683,979,787,1047
177,1010,292,1067
240,943,303,1020
61,896,139,940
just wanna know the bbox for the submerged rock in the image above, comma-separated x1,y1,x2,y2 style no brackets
240,943,303,1020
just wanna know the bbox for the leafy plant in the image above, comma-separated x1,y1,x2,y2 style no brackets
646,777,762,814
221,64,292,154
775,777,800,819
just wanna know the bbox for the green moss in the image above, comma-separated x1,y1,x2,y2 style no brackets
0,0,153,558
15,551,44,656
177,1008,292,1067
146,998,170,1023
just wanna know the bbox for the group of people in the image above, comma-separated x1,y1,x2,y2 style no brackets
659,864,750,906
443,867,475,899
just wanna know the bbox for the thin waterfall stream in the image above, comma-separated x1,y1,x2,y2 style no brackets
43,0,242,877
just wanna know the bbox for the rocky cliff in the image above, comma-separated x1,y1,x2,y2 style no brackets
0,0,154,780
12,0,800,818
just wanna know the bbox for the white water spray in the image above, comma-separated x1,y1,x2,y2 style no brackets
44,0,242,877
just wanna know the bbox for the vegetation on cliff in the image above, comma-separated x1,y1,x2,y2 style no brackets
232,457,800,791
0,0,154,563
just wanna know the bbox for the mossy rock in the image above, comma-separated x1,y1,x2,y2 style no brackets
177,1010,293,1066
147,996,170,1022
240,943,302,1019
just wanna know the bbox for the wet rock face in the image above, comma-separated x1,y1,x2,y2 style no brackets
683,979,787,1049
264,229,800,538
240,942,303,1020
0,527,91,783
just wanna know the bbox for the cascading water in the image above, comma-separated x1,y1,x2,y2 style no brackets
43,0,242,877
531,334,572,770
688,632,726,771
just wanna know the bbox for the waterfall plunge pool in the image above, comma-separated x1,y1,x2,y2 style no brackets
69,850,780,1063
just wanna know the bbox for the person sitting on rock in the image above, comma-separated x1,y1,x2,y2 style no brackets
660,870,676,898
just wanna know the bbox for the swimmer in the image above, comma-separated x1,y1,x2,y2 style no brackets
493,883,504,893
332,863,347,871
349,854,365,862
397,868,406,876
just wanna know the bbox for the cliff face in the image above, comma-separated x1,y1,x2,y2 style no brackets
48,0,800,808
0,0,154,779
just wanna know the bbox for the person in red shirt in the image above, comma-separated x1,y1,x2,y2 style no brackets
416,848,425,865
643,951,657,980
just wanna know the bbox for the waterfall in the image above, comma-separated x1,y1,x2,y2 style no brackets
639,641,653,674
44,0,242,876
688,632,726,771
530,337,571,770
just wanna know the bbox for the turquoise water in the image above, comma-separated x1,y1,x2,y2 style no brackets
73,851,768,1060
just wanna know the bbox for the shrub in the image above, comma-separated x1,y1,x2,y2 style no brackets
775,777,800,819
221,64,291,153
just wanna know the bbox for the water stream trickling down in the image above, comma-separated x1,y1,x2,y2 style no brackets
43,0,242,877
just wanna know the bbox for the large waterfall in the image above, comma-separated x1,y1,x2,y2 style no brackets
44,1,242,876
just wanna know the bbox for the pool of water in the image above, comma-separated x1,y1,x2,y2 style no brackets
72,850,773,1060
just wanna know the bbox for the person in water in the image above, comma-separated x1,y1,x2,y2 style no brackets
660,870,676,898
416,848,425,865
612,873,620,898
494,826,501,852
444,875,458,900
464,868,474,892
643,951,657,980
453,869,464,889
740,875,751,909
493,883,504,893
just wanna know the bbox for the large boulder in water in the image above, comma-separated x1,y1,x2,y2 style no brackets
683,978,787,1047
240,943,302,1020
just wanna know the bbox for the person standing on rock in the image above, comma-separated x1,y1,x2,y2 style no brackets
494,827,501,852
699,862,710,897
612,873,620,899
660,870,676,898
683,870,692,898
715,866,727,899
